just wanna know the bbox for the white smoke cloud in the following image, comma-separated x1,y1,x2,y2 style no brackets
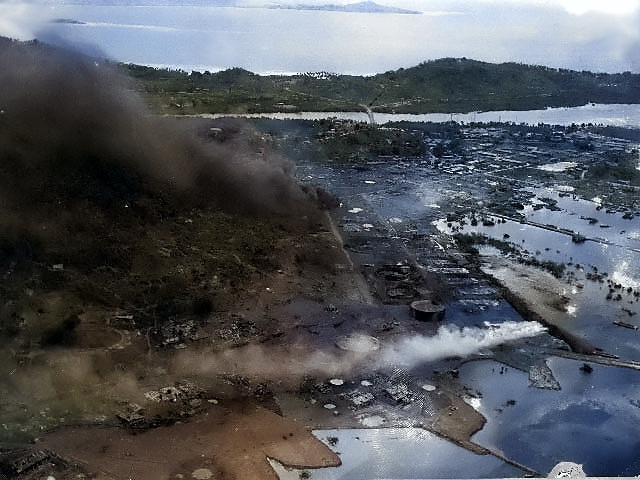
378,321,547,369
172,321,547,388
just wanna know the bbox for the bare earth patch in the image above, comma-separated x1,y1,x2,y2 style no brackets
480,256,576,329
39,403,340,480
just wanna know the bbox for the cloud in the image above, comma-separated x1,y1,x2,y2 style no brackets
446,0,640,15
553,0,640,15
0,2,52,40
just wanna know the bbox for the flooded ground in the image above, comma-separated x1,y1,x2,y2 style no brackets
461,357,640,477
3,113,640,479
3,38,639,478
272,428,523,479
267,118,640,478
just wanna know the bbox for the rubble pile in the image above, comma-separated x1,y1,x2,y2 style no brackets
218,314,261,347
0,448,82,480
116,381,207,430
366,262,433,304
155,318,209,348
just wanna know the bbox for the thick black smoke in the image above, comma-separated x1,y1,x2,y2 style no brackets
0,36,318,217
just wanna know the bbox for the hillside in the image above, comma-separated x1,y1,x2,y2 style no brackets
122,57,640,115
0,39,364,478
0,34,354,351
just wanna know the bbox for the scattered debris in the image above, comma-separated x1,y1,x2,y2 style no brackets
547,461,586,478
156,318,209,348
116,403,147,430
117,381,207,430
0,449,49,475
0,448,80,479
383,383,414,405
344,391,375,410
579,363,593,373
218,314,259,346
529,363,561,390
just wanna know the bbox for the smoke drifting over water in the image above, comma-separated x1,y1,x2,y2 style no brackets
378,321,547,370
173,322,547,387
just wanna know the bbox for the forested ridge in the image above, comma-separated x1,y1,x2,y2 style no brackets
122,57,640,115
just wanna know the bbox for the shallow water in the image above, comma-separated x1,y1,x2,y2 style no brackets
435,215,640,285
292,122,640,476
523,186,640,252
433,182,640,360
272,428,523,479
198,104,640,128
460,358,640,476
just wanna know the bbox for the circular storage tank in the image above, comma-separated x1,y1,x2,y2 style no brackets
410,300,445,321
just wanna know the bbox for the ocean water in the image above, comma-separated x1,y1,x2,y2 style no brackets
24,2,640,127
6,2,639,75
31,4,441,74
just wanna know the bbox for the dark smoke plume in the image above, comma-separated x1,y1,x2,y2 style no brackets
0,36,318,217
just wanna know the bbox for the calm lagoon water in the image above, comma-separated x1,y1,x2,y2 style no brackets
202,103,640,128
433,188,640,360
32,4,441,74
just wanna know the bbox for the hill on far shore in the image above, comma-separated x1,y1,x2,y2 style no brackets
121,57,640,116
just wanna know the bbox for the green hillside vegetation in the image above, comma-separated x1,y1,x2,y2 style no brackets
122,58,640,115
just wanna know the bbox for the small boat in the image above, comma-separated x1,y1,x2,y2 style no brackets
613,320,639,330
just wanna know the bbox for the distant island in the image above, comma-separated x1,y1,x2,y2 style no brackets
122,57,640,116
267,1,421,14
50,18,87,25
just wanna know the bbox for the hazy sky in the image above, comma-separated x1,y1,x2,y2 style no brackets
1,0,639,74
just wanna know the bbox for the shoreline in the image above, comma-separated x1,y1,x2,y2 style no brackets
175,103,640,128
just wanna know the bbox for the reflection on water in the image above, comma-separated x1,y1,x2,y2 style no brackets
435,214,640,283
460,358,640,476
522,187,640,253
271,428,523,479
434,208,640,359
433,174,640,358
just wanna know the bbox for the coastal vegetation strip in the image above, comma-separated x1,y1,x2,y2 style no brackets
121,58,640,115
